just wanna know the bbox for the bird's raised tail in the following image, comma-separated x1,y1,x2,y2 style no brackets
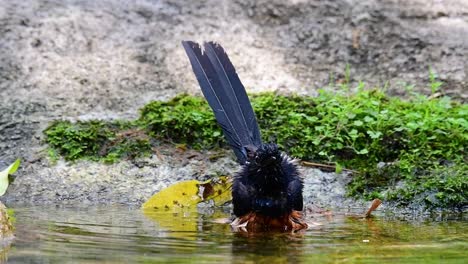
182,41,262,164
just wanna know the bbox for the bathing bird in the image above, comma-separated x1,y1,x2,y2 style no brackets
182,41,307,231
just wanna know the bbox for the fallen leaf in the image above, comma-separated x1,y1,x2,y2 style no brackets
141,177,232,210
142,180,202,210
346,198,383,219
365,199,382,218
0,159,20,196
202,176,232,206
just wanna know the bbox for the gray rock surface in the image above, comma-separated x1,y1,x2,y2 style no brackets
0,0,466,207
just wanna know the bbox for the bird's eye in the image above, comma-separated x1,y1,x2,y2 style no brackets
255,155,260,163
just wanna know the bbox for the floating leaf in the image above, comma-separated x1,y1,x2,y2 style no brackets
0,159,20,196
142,180,202,210
202,176,232,206
142,177,232,210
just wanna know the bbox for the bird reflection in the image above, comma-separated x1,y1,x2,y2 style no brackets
231,230,306,263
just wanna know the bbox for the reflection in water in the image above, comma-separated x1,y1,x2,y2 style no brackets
3,205,467,263
144,206,307,263
231,231,305,264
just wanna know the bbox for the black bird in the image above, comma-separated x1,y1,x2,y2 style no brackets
182,41,307,231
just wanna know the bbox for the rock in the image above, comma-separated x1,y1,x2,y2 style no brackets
0,202,14,241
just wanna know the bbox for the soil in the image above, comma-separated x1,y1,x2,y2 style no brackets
0,0,467,209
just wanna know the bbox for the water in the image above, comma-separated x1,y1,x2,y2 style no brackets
2,206,467,263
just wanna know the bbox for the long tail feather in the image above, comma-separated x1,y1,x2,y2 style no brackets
182,41,262,164
203,42,262,146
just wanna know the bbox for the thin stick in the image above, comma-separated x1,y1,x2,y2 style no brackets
300,161,359,173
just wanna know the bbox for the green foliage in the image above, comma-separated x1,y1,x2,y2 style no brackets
428,66,443,94
45,121,112,160
44,88,467,209
139,94,224,149
44,120,151,162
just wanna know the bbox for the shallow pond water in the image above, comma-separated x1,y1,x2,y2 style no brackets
2,206,467,263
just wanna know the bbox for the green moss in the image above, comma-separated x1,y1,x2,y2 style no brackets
44,90,467,210
45,120,113,160
139,94,224,149
44,120,151,162
387,164,467,209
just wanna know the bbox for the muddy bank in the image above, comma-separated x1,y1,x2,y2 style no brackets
0,0,467,208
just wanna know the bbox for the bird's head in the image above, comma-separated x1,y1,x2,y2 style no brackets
252,143,281,167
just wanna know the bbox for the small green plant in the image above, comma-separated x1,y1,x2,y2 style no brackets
428,66,443,94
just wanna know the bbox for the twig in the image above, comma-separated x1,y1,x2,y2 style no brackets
208,152,226,161
153,147,164,161
300,160,359,173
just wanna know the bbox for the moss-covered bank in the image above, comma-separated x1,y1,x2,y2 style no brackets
44,90,467,210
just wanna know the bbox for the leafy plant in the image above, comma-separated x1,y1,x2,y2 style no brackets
0,159,20,196
428,66,443,94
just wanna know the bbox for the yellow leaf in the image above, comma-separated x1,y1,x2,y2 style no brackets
201,176,232,206
141,177,233,210
141,180,202,210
